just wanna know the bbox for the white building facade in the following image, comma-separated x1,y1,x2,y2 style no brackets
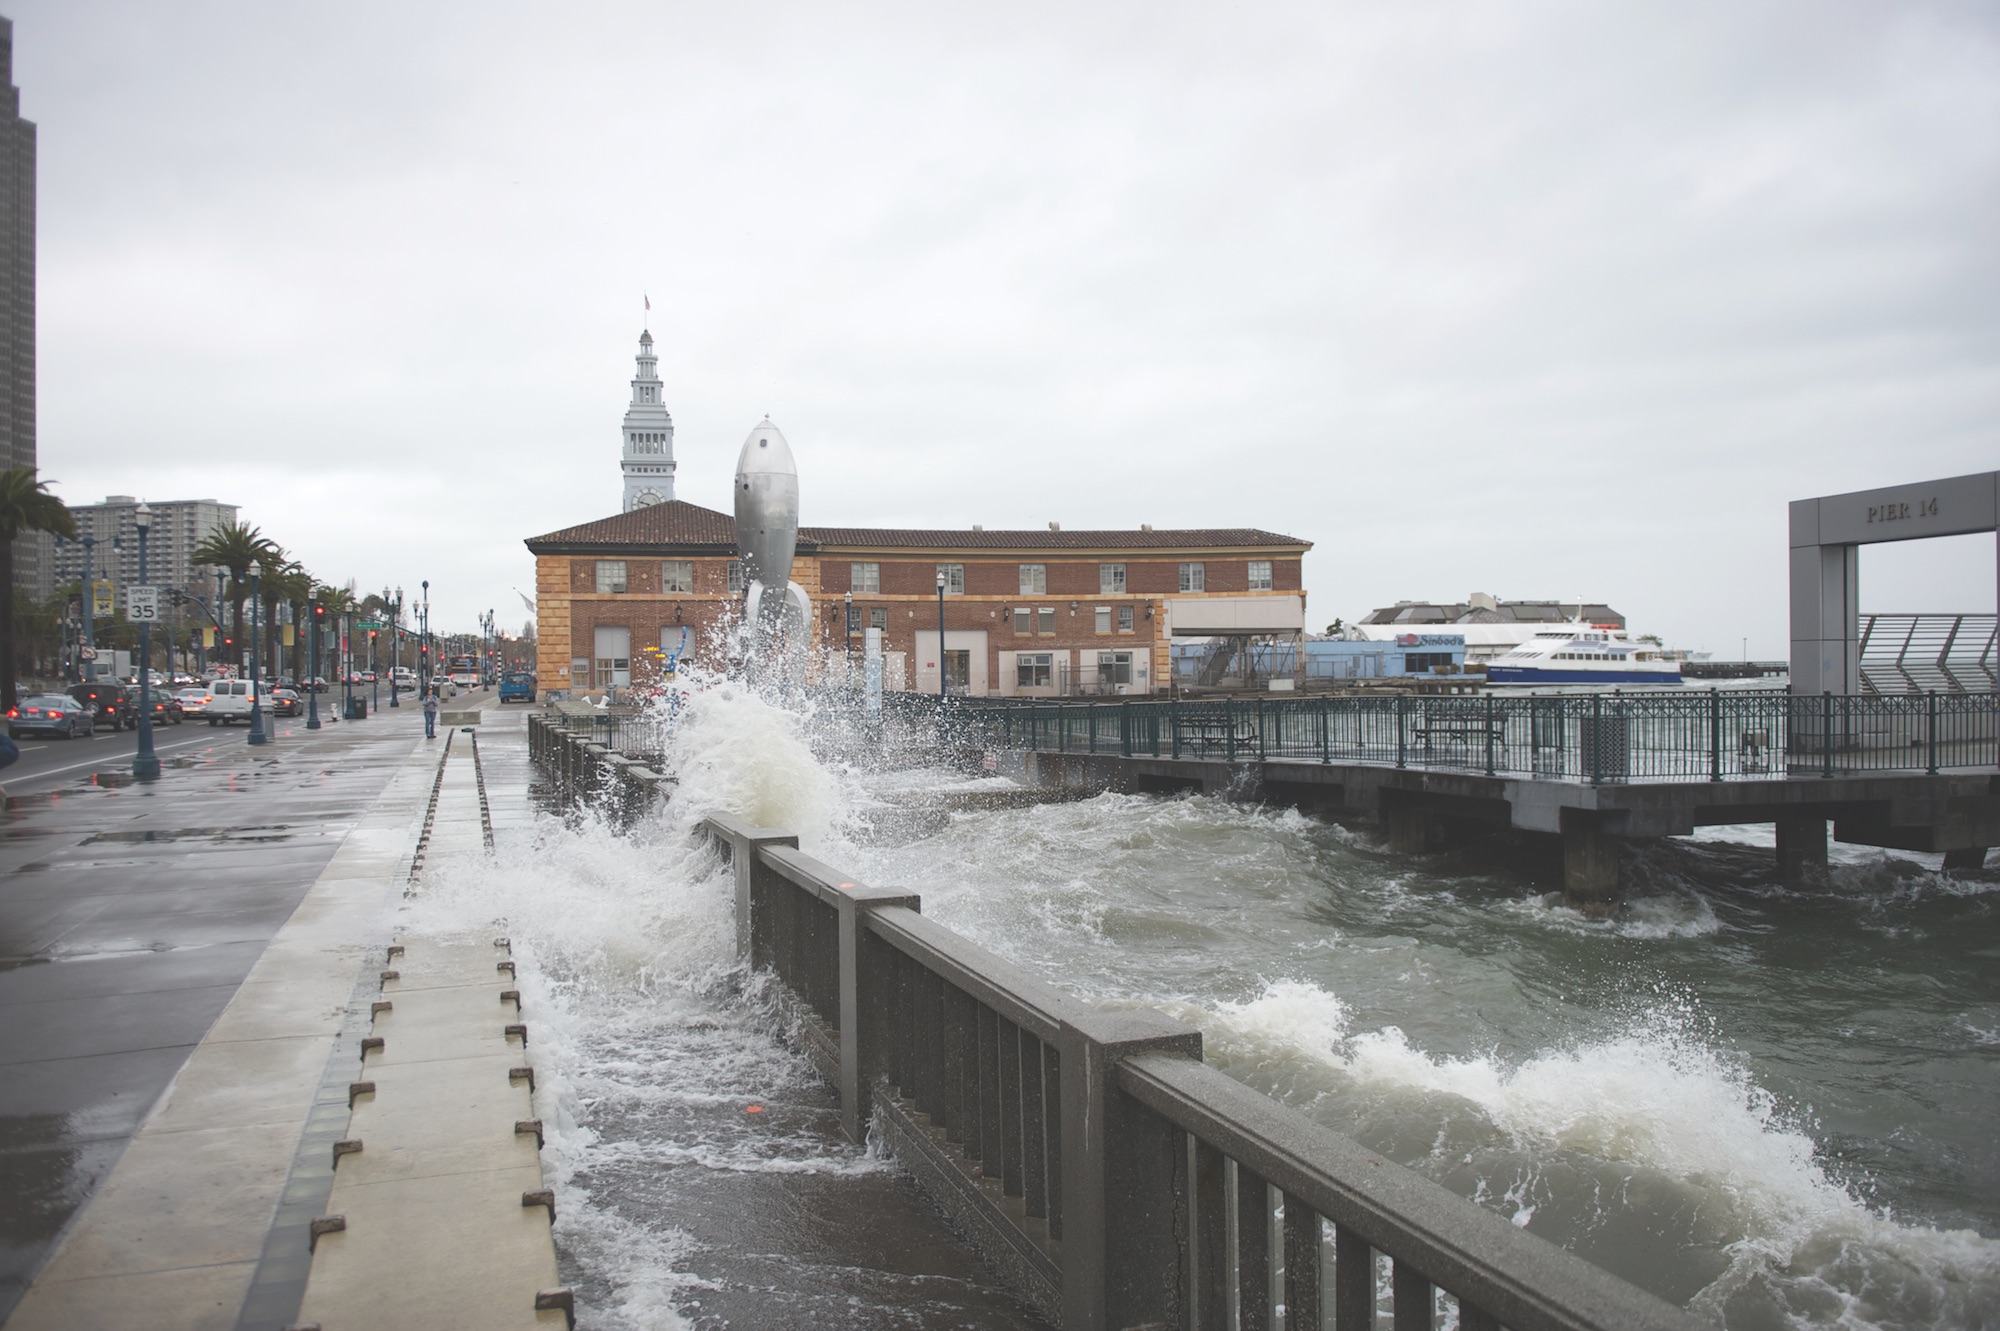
620,329,676,511
47,495,239,604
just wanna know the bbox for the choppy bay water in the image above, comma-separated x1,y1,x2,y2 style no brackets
414,687,2000,1330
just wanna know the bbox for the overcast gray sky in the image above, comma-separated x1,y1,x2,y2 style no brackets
11,1,1997,651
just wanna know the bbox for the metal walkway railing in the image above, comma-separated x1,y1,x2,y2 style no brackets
944,692,2000,783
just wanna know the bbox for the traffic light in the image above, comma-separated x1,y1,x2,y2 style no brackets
312,603,327,625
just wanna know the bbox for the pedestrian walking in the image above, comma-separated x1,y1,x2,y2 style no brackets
422,687,438,739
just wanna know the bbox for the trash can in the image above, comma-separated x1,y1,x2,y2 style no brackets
345,697,367,720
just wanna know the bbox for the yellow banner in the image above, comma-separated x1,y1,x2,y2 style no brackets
282,625,295,647
202,627,215,648
92,581,114,618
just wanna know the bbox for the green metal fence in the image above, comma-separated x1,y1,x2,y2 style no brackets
948,692,2000,783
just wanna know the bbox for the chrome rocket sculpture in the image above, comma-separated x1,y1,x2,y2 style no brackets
733,417,812,678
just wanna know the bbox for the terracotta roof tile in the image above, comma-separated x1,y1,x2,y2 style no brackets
526,503,1310,554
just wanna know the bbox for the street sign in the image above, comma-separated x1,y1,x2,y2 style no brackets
355,620,386,630
79,645,97,661
127,586,160,622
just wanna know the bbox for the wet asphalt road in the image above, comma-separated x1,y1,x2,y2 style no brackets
0,706,424,1325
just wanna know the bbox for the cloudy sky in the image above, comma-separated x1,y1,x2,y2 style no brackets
11,1,1998,652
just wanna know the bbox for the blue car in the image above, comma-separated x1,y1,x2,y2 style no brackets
498,672,536,704
9,693,95,739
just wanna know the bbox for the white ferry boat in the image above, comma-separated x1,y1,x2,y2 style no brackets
1483,625,1683,686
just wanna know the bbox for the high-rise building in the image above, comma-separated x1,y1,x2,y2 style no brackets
620,329,676,511
49,496,241,609
0,16,39,594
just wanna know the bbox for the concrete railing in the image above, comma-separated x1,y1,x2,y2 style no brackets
700,811,1705,1331
527,712,672,826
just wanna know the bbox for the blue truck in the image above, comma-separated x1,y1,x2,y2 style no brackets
498,672,537,704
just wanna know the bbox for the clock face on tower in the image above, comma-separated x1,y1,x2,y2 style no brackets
632,490,663,508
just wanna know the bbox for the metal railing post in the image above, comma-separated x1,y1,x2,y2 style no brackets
1171,699,1182,760
1396,694,1407,769
1590,694,1602,786
1710,688,1723,783
1484,691,1496,776
1927,691,1938,775
1226,699,1236,764
1256,698,1266,761
1321,696,1331,765
1823,691,1835,778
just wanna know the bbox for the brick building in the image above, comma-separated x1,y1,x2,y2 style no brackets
525,501,1309,697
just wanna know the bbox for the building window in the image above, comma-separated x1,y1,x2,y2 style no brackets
1404,653,1453,673
1037,607,1056,635
1118,606,1134,632
1019,564,1046,595
1098,651,1132,685
661,560,693,593
870,607,889,631
1248,560,1273,591
1095,607,1112,634
727,560,744,594
936,563,965,595
851,562,881,594
595,560,628,594
1178,562,1205,592
1017,653,1054,687
1100,563,1126,594
1013,608,1032,635
593,626,631,689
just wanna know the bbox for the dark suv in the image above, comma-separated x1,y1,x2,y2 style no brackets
70,682,137,730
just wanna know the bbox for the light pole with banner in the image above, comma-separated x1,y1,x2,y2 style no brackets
247,571,269,746
130,503,160,781
390,586,402,708
306,600,322,730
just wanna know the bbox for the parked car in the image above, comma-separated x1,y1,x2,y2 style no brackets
204,678,266,725
361,670,378,682
9,694,94,739
176,686,212,717
70,682,137,730
498,672,536,704
143,694,185,725
270,688,303,717
304,677,331,693
429,677,457,699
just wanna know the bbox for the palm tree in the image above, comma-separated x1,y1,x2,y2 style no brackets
315,583,358,684
273,564,315,682
191,520,276,664
254,548,296,680
0,470,77,708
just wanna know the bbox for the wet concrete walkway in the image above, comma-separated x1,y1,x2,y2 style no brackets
0,710,435,1326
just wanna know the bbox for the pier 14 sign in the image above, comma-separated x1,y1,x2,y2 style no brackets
1790,469,2000,695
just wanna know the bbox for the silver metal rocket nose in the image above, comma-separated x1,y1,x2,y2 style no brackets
733,417,800,595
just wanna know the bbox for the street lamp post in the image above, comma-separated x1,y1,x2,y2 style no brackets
306,600,321,730
343,611,355,718
936,569,947,702
215,570,227,675
247,571,269,745
78,534,97,683
390,587,403,707
131,504,160,781
844,592,853,680
420,580,430,696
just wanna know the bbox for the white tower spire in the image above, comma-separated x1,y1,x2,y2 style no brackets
620,328,676,510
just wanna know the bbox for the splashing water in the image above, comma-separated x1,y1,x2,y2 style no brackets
416,683,1998,1330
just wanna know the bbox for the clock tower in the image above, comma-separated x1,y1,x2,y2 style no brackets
620,329,676,510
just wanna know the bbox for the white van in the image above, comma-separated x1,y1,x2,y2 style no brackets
204,678,266,725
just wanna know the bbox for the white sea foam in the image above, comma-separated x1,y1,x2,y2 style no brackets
1200,977,2000,1328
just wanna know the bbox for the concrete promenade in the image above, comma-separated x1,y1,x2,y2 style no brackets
0,702,453,1328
